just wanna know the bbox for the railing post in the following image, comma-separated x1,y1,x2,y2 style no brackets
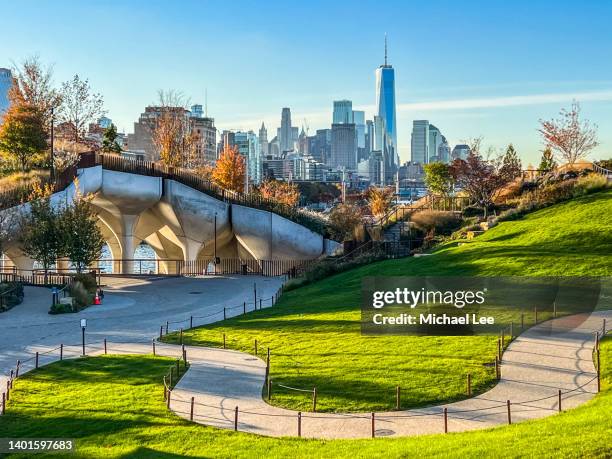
152,340,156,356
297,411,302,437
558,389,562,412
371,412,375,438
467,373,471,396
507,400,511,424
396,385,401,410
35,352,39,369
444,407,448,433
312,387,317,412
190,396,195,421
234,406,238,431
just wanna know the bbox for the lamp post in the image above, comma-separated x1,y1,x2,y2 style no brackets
80,319,87,356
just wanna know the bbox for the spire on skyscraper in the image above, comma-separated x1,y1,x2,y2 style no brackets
384,33,387,66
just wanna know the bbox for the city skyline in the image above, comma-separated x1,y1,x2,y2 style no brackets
1,0,612,165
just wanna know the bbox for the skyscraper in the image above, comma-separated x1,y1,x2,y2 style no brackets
375,35,397,165
279,107,293,153
410,120,429,164
331,123,357,170
0,68,12,116
259,122,268,156
333,100,353,124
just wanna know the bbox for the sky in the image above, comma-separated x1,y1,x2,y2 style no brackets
2,0,611,165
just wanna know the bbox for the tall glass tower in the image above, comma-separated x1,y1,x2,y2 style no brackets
0,68,12,115
375,36,397,166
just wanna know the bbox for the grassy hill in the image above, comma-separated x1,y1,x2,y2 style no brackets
161,190,612,412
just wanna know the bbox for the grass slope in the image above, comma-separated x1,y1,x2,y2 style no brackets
0,339,610,458
163,190,612,412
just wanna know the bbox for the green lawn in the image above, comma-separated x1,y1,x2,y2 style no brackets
162,190,612,412
0,339,610,458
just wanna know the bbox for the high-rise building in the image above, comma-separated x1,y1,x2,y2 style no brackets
259,122,268,157
375,36,397,166
0,68,12,116
310,129,331,164
189,106,216,164
411,120,450,164
365,119,374,155
333,100,353,124
452,144,471,160
279,107,293,153
331,123,357,170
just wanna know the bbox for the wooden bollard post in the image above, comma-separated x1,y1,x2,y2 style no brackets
312,387,317,413
267,379,272,400
558,389,562,412
160,326,163,340
234,406,239,431
223,307,226,320
597,350,601,393
498,338,502,361
9,370,13,387
60,344,63,361
104,339,107,355
190,316,193,329
467,373,472,396
35,352,39,369
163,376,167,400
444,407,448,433
1,391,5,415
166,389,171,408
152,340,156,356
223,333,226,349
180,329,183,345
396,386,401,410
297,411,302,437
165,321,169,335
595,331,600,351
534,307,538,324
495,357,500,380
190,396,195,421
182,345,186,363
506,400,511,424
371,412,375,438
15,360,20,378
254,339,258,355
243,302,246,315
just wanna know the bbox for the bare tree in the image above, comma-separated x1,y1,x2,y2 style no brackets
538,101,599,165
10,56,62,133
59,75,105,142
150,90,198,168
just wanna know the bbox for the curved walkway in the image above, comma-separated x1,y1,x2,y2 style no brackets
1,278,609,439
164,311,609,439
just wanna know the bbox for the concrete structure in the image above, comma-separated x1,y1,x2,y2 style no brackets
0,68,12,116
0,166,337,274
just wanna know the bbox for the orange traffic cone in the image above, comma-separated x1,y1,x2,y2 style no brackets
94,294,101,305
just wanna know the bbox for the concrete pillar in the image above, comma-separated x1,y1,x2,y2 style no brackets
119,215,140,275
57,258,70,273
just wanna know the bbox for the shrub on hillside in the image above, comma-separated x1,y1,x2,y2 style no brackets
0,282,24,312
73,272,97,293
574,173,608,195
411,210,462,236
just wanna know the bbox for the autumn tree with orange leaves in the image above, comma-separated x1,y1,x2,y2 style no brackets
212,145,245,193
258,179,300,207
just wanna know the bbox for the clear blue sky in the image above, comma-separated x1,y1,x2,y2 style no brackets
2,0,611,164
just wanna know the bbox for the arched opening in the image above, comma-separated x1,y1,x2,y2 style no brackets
99,241,157,274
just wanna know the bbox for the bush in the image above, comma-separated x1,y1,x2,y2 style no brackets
73,272,97,293
574,173,608,195
49,303,74,314
0,282,24,312
411,210,462,236
69,281,93,310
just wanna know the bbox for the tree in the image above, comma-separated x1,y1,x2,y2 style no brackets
10,56,62,133
151,90,196,168
0,99,47,170
538,101,599,165
59,74,105,142
538,147,557,174
450,139,517,217
501,144,522,180
212,145,245,193
59,188,104,273
329,204,363,241
19,182,62,278
258,179,300,207
423,162,454,197
367,187,394,216
102,123,122,154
